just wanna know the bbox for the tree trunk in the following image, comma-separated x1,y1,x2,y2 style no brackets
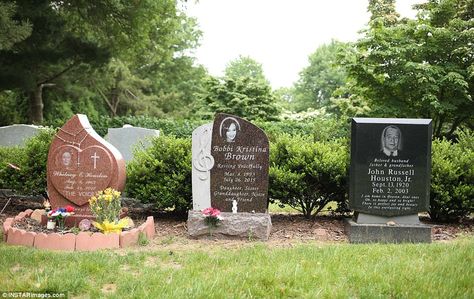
28,83,55,124
29,84,44,124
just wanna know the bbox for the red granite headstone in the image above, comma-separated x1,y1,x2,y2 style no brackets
210,113,269,213
47,114,126,218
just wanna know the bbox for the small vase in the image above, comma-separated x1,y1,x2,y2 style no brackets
47,220,56,230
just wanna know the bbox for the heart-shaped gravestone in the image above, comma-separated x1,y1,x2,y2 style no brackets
47,114,126,214
49,145,113,206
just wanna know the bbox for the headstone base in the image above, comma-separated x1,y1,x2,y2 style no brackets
354,212,421,224
187,210,272,241
345,218,431,243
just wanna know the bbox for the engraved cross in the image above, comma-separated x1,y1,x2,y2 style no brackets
91,152,100,169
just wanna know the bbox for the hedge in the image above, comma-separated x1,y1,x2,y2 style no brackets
0,122,472,222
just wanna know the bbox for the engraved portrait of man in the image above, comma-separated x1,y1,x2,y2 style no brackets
380,125,402,157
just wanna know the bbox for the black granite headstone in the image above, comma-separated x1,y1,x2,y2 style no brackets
350,118,432,217
210,113,269,213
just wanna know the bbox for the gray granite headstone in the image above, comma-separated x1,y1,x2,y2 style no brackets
0,124,41,147
210,113,269,213
346,118,432,243
105,125,159,162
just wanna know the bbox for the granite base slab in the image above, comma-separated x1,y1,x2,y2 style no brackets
345,218,431,243
187,210,271,241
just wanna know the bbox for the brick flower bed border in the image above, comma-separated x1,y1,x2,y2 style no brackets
2,209,155,251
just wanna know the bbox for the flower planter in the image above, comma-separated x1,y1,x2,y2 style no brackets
3,209,155,251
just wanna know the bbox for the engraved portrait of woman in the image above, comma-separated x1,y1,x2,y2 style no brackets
62,151,72,166
219,117,241,143
55,149,76,170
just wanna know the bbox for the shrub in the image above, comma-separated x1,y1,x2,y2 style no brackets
0,127,55,195
84,115,350,141
21,128,56,195
430,130,474,222
0,146,25,191
126,136,192,214
257,117,349,142
269,134,349,218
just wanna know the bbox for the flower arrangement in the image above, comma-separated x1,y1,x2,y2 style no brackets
89,188,122,223
48,205,74,230
89,188,128,234
202,207,223,228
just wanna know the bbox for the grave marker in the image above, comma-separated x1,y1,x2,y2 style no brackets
346,118,432,243
188,113,271,240
0,124,41,147
47,114,126,217
210,113,269,213
105,125,160,162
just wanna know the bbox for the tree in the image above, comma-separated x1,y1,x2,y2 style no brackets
339,0,474,138
224,55,269,83
368,0,399,26
0,2,31,50
0,0,203,123
127,8,207,118
197,76,280,121
292,40,348,111
0,0,114,123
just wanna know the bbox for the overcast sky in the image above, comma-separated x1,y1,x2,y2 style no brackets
184,0,421,89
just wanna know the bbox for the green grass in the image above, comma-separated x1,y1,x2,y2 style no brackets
0,236,473,298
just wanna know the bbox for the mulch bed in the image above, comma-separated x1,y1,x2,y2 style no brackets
1,195,473,243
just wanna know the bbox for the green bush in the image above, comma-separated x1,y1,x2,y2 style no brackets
126,136,192,214
21,128,56,195
0,146,25,191
0,128,55,195
430,130,474,222
269,134,349,218
82,115,350,141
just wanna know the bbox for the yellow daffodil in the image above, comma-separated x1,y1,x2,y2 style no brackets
89,196,97,204
92,218,129,234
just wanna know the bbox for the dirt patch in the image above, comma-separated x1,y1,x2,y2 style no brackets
101,283,117,294
11,216,145,235
1,196,473,249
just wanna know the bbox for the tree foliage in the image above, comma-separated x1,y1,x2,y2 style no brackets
224,55,269,83
0,0,204,124
292,40,348,111
0,2,31,50
337,0,474,138
197,76,280,121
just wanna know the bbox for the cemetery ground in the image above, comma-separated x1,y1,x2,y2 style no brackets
0,196,473,298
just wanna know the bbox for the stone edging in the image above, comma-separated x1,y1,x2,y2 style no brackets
2,209,155,251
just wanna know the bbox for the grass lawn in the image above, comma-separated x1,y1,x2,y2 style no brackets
0,234,473,298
